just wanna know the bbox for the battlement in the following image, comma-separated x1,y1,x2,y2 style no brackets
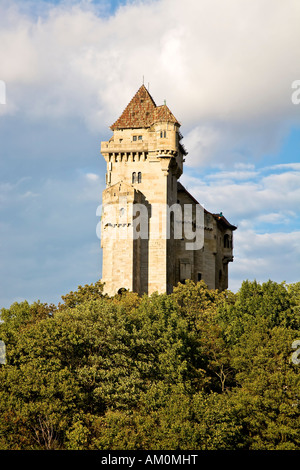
101,124,180,161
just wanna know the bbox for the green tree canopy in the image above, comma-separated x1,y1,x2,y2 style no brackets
0,279,299,450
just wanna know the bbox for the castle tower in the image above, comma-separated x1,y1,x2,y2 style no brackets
100,85,187,296
100,85,236,296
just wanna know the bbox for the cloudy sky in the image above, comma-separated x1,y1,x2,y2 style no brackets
0,0,300,308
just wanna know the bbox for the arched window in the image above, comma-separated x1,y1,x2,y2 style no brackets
138,172,142,183
132,172,136,183
118,288,127,295
224,234,230,248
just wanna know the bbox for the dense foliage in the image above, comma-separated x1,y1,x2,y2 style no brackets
0,279,299,450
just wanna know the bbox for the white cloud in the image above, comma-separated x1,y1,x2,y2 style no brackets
1,0,300,159
229,229,300,291
86,172,99,181
0,178,39,207
255,212,296,225
266,163,300,171
0,170,105,307
181,164,300,222
183,125,221,167
206,170,259,181
0,0,300,305
234,163,256,170
181,161,300,291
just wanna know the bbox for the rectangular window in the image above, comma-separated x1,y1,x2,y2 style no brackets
133,135,137,141
197,272,202,282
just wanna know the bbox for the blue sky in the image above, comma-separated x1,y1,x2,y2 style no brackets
0,0,300,308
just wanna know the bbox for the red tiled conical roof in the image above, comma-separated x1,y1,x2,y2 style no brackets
153,104,179,125
110,85,180,130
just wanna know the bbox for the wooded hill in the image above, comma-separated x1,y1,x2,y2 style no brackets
0,279,299,450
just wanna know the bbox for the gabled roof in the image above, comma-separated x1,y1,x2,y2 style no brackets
110,85,180,130
211,213,237,230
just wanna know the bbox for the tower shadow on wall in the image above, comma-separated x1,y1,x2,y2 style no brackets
133,195,150,295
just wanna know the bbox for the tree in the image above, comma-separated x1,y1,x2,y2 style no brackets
58,280,105,310
228,280,300,449
0,279,299,450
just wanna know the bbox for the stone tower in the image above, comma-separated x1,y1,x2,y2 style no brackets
100,85,236,296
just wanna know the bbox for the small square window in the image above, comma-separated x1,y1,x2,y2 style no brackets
133,136,137,141
138,135,143,140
